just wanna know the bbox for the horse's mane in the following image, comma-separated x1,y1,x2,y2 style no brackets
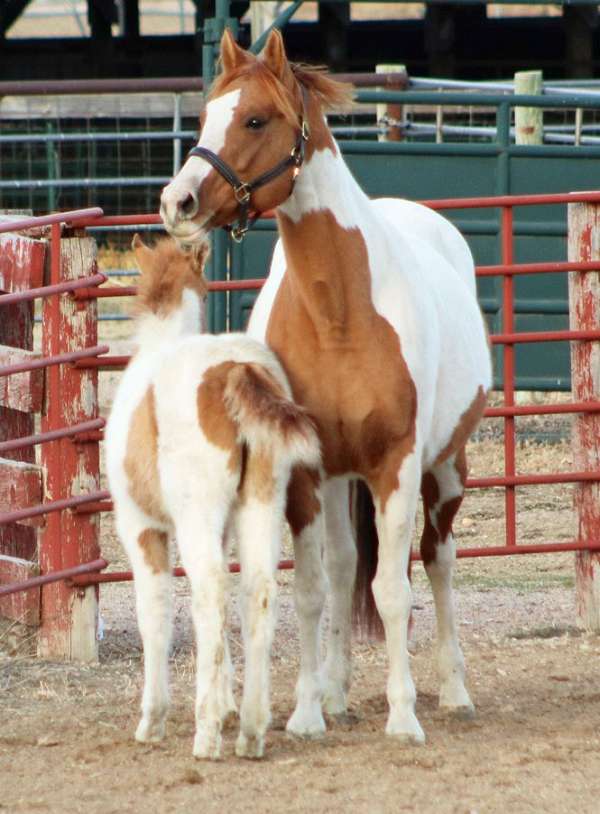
209,60,353,125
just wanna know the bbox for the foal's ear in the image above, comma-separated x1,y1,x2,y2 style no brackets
261,29,293,87
220,28,250,74
131,233,154,271
191,240,210,274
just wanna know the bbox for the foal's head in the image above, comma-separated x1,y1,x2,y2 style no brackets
132,235,209,335
160,29,351,243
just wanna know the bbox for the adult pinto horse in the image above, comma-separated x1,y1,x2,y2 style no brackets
160,30,492,745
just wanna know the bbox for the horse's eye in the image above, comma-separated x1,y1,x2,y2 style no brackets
245,117,266,131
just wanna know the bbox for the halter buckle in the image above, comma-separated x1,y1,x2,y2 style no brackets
231,223,248,243
301,120,310,141
234,183,251,205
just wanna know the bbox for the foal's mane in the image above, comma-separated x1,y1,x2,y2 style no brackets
134,239,209,316
209,60,353,126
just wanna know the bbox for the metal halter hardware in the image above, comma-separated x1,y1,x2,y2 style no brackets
186,90,310,243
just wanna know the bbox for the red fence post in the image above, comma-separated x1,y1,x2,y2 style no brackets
568,201,600,631
38,229,101,660
0,230,46,626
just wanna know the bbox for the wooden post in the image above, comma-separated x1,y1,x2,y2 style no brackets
250,1,278,42
38,234,101,661
514,70,543,146
0,231,46,627
568,201,600,631
376,64,406,142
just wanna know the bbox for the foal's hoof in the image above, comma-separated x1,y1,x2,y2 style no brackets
440,703,476,721
135,717,165,744
193,732,222,761
286,709,326,740
235,732,265,760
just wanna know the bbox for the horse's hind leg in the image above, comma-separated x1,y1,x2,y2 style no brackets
322,478,357,716
285,466,328,738
116,510,172,745
421,448,474,718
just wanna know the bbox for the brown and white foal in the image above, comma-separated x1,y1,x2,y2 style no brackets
105,237,320,759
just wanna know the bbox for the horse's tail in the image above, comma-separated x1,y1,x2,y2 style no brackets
351,481,385,639
224,361,320,470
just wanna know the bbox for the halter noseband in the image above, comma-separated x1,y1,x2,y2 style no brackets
186,87,310,243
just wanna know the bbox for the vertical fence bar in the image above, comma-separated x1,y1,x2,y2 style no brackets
568,201,600,631
38,226,101,660
501,205,517,548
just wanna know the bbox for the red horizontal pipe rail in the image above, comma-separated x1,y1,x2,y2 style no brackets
0,489,110,525
422,190,600,211
69,398,600,446
0,418,106,454
0,206,104,235
0,272,107,306
477,260,600,277
69,541,600,588
485,401,600,418
0,344,109,377
0,558,108,598
74,277,267,301
490,329,600,345
469,471,600,489
74,355,129,370
71,559,292,586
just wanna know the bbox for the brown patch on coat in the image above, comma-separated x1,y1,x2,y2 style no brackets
124,386,168,524
132,236,209,318
435,385,487,466
138,528,169,574
286,466,321,536
196,361,242,475
240,447,275,504
420,472,441,566
267,210,417,514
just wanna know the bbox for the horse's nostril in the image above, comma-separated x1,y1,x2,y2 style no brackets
179,192,198,218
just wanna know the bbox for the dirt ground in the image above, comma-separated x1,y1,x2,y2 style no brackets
2,428,600,813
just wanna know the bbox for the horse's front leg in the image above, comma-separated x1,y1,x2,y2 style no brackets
371,452,425,744
285,466,328,738
322,478,357,716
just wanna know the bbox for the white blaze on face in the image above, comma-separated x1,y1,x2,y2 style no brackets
160,89,241,236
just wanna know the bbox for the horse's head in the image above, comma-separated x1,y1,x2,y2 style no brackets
132,234,209,333
160,29,348,243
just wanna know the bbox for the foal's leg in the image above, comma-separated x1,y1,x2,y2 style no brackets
371,452,425,743
117,510,172,744
285,467,328,738
421,449,474,718
175,511,229,760
234,497,280,759
322,478,357,716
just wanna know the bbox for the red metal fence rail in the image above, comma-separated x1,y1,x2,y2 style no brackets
1,192,600,657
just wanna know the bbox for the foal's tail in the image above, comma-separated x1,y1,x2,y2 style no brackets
352,481,385,640
224,362,321,470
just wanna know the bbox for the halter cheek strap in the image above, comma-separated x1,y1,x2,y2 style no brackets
186,86,310,243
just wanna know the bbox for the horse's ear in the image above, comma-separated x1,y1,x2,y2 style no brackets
220,28,249,74
261,29,294,88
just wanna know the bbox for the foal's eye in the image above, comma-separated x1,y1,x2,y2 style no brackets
245,117,266,131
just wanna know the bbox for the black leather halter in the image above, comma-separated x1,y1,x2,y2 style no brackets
186,88,310,242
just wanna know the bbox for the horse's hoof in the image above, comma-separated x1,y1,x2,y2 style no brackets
326,711,360,727
440,703,476,721
385,710,425,745
193,732,222,761
285,714,326,740
235,732,265,759
135,717,165,744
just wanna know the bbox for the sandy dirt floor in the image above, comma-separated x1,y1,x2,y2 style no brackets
2,426,599,813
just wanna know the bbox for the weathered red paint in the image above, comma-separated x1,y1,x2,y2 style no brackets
0,233,46,617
